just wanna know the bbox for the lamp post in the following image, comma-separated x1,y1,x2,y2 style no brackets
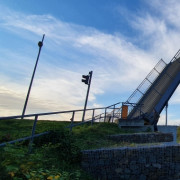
21,34,45,119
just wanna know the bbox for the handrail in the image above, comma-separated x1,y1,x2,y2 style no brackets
0,102,124,149
0,132,49,147
0,102,123,121
171,49,180,62
0,107,115,120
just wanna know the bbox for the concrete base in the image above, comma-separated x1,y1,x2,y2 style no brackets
118,118,144,126
119,124,177,144
157,125,177,144
108,132,173,143
118,118,153,132
119,125,153,132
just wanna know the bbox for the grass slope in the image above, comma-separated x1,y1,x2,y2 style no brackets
0,119,179,179
0,119,180,148
0,119,137,149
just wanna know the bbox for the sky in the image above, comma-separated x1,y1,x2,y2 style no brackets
0,0,180,124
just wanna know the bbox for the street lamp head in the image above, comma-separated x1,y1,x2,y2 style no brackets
38,41,43,47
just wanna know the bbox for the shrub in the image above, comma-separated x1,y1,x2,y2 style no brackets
34,130,81,165
0,130,84,179
0,133,13,143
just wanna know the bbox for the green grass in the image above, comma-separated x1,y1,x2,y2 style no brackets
1,120,179,149
0,119,137,149
0,120,137,179
0,119,179,179
0,119,70,143
71,122,137,150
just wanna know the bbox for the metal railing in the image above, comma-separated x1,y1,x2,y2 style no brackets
171,49,180,62
0,102,122,148
113,59,167,118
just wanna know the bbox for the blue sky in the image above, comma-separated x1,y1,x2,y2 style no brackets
0,0,180,124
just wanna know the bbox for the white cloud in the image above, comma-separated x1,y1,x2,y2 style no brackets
146,0,180,28
169,87,180,104
158,115,180,126
117,1,180,101
158,109,180,125
0,3,180,123
0,6,154,117
132,14,167,36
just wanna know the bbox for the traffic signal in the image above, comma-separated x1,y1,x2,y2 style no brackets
81,71,93,122
82,75,89,85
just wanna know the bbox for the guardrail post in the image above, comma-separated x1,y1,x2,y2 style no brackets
112,105,115,123
28,115,38,153
99,114,101,122
91,109,95,126
104,108,107,122
70,111,75,132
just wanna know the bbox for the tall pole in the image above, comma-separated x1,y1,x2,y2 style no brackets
82,71,93,122
165,102,168,126
21,34,45,119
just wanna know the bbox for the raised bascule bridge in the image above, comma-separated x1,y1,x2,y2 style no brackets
111,50,180,129
80,50,180,180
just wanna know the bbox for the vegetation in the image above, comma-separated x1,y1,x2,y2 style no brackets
0,119,179,179
0,119,136,149
0,130,87,180
0,119,70,143
0,120,134,179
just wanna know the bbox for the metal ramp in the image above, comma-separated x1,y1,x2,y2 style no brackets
113,50,180,125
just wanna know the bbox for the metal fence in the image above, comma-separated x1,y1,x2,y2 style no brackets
0,102,122,148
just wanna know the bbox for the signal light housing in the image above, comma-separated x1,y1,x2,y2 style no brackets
82,75,89,85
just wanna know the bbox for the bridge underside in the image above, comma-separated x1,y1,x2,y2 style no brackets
114,50,180,126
